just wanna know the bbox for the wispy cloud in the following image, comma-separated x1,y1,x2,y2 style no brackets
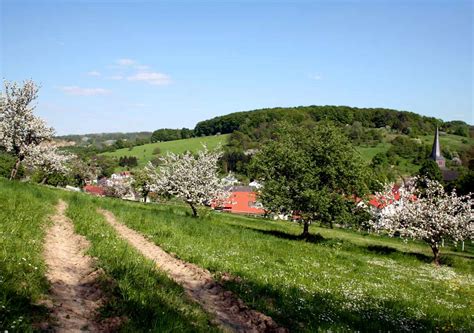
135,65,150,70
86,71,101,77
108,75,124,80
60,86,111,96
127,71,171,85
116,58,136,66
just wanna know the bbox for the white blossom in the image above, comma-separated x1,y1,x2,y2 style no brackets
146,146,228,216
0,80,54,179
367,177,473,264
23,142,73,176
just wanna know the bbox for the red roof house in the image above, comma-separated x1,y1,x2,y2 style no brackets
83,185,105,196
217,186,265,215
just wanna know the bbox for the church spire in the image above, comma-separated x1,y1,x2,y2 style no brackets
430,127,445,168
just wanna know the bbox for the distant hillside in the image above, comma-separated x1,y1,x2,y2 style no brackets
101,134,229,168
194,105,470,137
56,131,153,147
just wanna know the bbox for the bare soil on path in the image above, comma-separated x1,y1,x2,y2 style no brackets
99,208,287,333
42,200,104,332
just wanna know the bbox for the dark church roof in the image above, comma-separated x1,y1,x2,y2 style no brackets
430,127,445,162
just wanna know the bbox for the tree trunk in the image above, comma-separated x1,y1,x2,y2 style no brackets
431,243,441,266
10,158,21,180
301,221,310,238
189,202,198,217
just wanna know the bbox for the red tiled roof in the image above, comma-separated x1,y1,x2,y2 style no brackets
84,185,105,196
215,191,265,215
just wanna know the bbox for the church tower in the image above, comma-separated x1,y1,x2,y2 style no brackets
430,127,445,168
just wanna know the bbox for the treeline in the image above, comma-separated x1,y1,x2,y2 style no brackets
151,128,194,142
57,131,153,147
194,105,470,137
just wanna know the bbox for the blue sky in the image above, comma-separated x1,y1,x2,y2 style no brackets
1,0,472,135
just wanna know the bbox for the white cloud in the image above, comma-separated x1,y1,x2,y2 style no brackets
60,86,111,96
108,75,124,80
135,64,150,70
86,71,101,77
116,58,136,66
127,71,171,85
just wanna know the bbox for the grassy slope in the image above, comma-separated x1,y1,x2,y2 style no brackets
101,135,229,167
100,199,474,332
0,180,217,332
420,133,474,152
2,180,473,332
0,181,57,331
66,194,217,332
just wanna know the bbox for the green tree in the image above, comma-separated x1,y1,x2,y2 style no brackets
418,160,443,183
251,122,368,236
133,168,154,202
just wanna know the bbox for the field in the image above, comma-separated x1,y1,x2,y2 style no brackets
101,134,229,167
419,133,474,153
1,179,473,332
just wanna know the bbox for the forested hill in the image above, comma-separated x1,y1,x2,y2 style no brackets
194,105,470,137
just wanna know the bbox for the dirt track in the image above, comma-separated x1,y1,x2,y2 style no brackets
43,200,103,332
99,208,286,333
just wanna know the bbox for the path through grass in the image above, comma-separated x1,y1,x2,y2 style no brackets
100,199,474,332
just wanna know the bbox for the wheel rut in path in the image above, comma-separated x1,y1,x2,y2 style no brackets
43,200,104,332
98,208,287,333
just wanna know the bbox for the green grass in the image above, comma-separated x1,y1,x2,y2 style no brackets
0,180,57,331
356,142,392,162
2,179,474,332
101,135,229,168
65,194,218,332
100,199,474,332
0,180,218,332
419,133,474,153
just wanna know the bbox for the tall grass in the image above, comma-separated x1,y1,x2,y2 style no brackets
0,179,58,331
101,199,474,332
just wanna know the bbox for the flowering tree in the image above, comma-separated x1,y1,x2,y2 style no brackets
146,146,228,217
368,177,473,265
0,80,54,179
103,178,135,198
23,142,73,183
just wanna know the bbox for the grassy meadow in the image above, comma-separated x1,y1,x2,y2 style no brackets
1,179,473,332
101,134,229,168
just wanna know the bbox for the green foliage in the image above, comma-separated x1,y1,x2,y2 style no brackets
152,147,161,155
251,122,368,231
418,160,443,183
0,150,23,179
455,170,474,195
220,148,252,175
30,170,70,187
90,155,118,178
118,155,138,168
443,121,470,137
194,105,441,137
151,128,195,142
132,168,154,201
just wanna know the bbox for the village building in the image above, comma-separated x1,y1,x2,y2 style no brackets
220,186,265,215
429,127,460,181
430,127,445,168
